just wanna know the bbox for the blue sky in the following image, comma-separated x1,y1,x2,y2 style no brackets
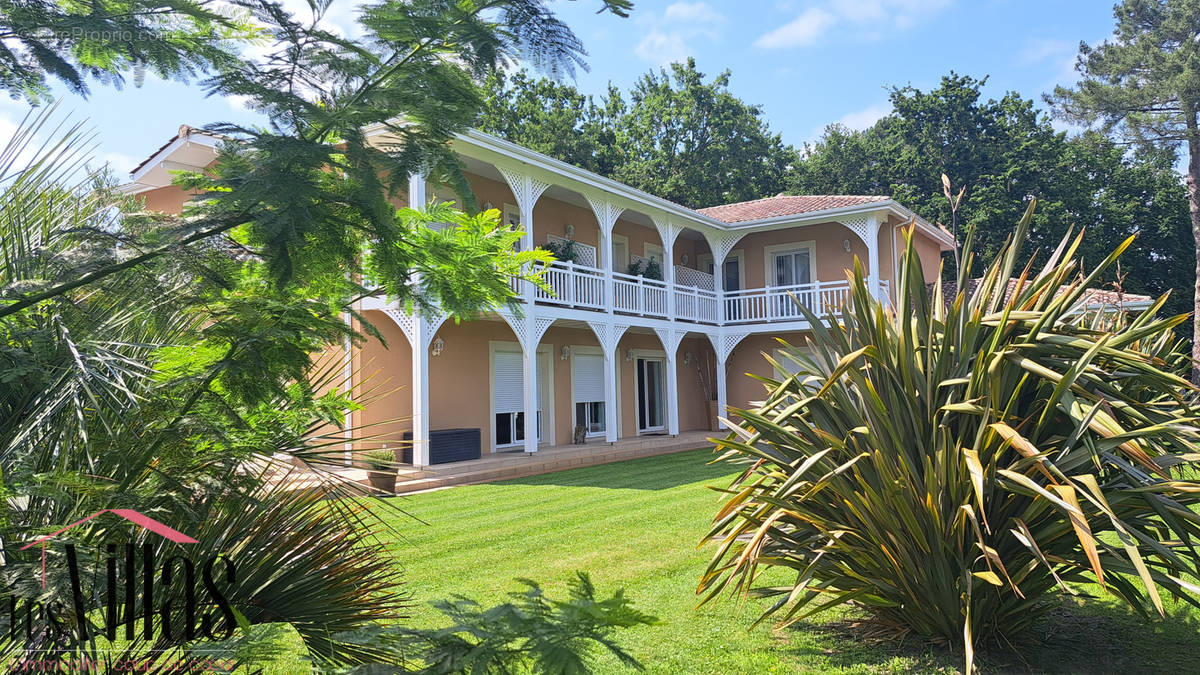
0,0,1122,176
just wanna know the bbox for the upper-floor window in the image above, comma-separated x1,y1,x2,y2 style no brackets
700,253,741,291
765,242,815,288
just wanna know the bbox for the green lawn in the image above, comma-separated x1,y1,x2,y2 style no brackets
266,450,1200,673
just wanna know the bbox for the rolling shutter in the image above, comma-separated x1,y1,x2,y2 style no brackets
573,353,604,403
494,350,524,413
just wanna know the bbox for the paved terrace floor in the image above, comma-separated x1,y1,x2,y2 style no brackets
325,429,720,495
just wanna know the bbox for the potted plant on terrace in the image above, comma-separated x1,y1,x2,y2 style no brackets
361,448,398,493
627,257,662,280
544,238,581,264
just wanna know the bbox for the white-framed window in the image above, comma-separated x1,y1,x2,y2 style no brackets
698,250,744,291
571,349,605,436
491,344,552,449
764,242,816,288
611,234,629,273
772,347,821,391
644,242,664,263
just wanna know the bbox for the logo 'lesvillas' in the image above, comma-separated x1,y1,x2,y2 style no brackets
8,510,237,646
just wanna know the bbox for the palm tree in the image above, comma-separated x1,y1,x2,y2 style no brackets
0,109,409,671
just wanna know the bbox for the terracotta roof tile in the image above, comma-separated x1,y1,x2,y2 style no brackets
697,194,891,223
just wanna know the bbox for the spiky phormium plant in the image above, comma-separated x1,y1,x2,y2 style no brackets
701,202,1200,671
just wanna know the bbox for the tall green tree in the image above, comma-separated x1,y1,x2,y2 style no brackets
477,58,795,209
477,69,618,175
610,58,794,208
0,0,256,101
1047,0,1200,380
789,73,1193,320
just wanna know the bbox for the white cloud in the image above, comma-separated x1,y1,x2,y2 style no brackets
758,0,953,49
755,8,835,48
664,2,722,23
633,2,724,66
836,102,891,130
635,30,694,65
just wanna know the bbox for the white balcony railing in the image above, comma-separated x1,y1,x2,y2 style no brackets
723,280,853,324
536,261,606,310
674,284,719,323
499,267,885,327
613,270,669,317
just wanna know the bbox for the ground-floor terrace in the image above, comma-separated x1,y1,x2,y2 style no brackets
341,309,814,484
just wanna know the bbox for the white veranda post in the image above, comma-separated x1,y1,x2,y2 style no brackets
499,168,551,454
407,172,431,466
840,213,882,300
654,328,682,437
589,322,626,445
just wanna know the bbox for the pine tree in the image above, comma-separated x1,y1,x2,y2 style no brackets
1047,0,1200,380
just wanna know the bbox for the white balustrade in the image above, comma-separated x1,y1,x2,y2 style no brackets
613,270,669,317
502,265,885,328
722,280,853,324
535,260,606,310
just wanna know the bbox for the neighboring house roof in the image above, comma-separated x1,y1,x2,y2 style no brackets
932,277,1153,312
129,125,225,176
697,195,892,224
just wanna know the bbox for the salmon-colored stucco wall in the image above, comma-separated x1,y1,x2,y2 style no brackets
139,185,195,213
352,315,716,455
725,331,812,413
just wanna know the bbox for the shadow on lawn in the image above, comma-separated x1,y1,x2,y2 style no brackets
497,449,734,491
788,598,1200,674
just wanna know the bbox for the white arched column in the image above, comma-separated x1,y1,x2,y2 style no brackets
653,217,682,322
587,197,625,314
380,301,448,467
706,329,752,430
703,231,744,324
497,310,556,454
587,321,629,444
497,168,552,450
652,328,685,437
838,212,883,300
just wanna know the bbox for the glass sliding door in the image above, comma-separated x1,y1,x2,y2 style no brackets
772,248,813,317
636,357,666,432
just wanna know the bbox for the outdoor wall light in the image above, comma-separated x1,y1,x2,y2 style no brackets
482,201,494,211
565,224,575,238
680,254,689,265
561,345,570,360
843,239,852,253
625,348,634,362
431,336,444,356
683,352,693,365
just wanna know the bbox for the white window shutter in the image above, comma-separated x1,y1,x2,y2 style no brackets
494,350,524,413
573,353,604,403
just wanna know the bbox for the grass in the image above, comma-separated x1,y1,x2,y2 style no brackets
262,450,1200,673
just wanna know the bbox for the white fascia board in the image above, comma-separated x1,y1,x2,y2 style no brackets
128,133,222,185
362,123,726,230
720,202,955,250
364,123,956,248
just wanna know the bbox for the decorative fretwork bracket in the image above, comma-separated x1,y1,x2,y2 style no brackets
706,232,744,267
497,167,551,217
587,321,630,356
837,214,877,249
497,309,556,353
586,196,626,238
652,216,682,248
706,330,751,363
652,327,685,356
380,305,449,351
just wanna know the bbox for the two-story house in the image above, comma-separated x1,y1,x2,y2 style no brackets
125,124,956,474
